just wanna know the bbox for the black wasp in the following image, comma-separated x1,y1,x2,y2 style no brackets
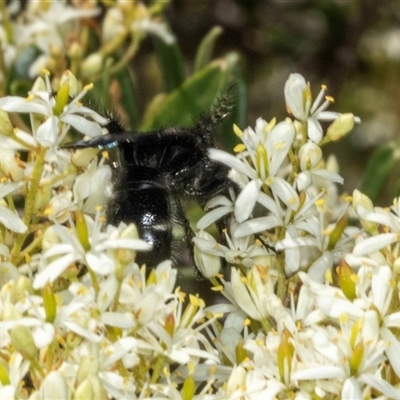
66,89,237,267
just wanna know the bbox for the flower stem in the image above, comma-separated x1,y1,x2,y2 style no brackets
87,267,100,294
276,250,287,300
11,146,47,265
150,355,166,384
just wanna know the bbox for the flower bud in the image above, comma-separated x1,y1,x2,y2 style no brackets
116,223,140,265
62,70,79,98
326,154,339,173
235,339,247,364
9,325,37,360
68,42,83,60
75,210,90,251
87,375,107,400
73,379,94,400
44,191,73,223
34,182,52,213
337,258,356,300
349,341,364,376
39,371,70,400
81,53,103,78
193,230,221,279
0,358,10,385
277,327,294,385
181,374,195,400
2,301,22,320
394,257,400,274
293,119,304,139
103,8,126,43
328,214,349,251
233,123,243,138
15,276,33,301
164,312,175,337
53,78,70,115
76,355,99,385
0,153,25,182
43,281,57,323
298,141,322,171
322,113,356,144
284,73,312,121
352,189,378,234
71,148,99,168
73,375,107,400
226,365,247,395
349,318,363,349
42,225,62,252
256,143,268,181
0,109,14,136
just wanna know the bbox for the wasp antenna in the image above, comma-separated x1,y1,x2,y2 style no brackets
62,139,95,149
62,131,144,150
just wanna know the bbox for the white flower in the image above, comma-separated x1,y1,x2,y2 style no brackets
0,71,108,148
274,204,357,280
12,2,100,77
300,265,400,387
32,218,151,289
231,196,310,276
208,119,295,223
284,73,360,143
230,266,278,323
72,159,111,214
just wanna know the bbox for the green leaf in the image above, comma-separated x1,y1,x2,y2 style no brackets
194,26,223,72
359,142,400,202
141,58,231,131
153,35,185,92
117,69,138,129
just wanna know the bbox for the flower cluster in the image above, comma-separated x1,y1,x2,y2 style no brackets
0,70,223,399
191,73,400,398
195,73,360,283
0,67,399,398
1,4,400,395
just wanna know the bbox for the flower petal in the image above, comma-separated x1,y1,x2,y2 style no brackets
235,179,262,223
0,206,27,233
353,233,398,256
234,216,280,238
